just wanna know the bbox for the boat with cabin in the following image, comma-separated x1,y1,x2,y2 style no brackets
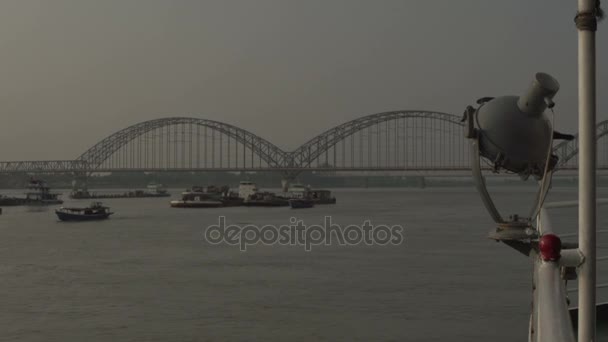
237,181,289,207
309,189,336,204
55,202,113,221
284,183,336,204
238,181,258,199
143,183,170,197
24,179,63,205
286,183,308,198
169,185,226,208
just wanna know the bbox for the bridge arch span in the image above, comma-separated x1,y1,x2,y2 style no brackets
77,117,286,171
289,110,467,170
553,119,608,168
15,109,601,174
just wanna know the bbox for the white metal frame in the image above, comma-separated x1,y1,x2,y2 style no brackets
532,200,607,341
576,0,598,340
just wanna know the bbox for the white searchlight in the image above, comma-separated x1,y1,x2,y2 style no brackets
463,72,574,237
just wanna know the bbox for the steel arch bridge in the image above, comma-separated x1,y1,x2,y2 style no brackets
76,117,288,172
553,119,608,169
0,111,607,174
287,111,466,170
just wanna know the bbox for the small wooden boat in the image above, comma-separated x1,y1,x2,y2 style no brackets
289,198,315,209
55,202,113,221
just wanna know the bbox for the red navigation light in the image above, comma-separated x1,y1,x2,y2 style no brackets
539,233,562,261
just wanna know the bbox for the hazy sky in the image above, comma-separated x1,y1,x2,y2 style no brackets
0,0,605,160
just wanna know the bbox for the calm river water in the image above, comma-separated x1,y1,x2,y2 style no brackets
0,187,606,341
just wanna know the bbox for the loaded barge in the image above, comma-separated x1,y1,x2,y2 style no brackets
70,183,170,199
0,179,63,206
169,181,335,208
283,183,336,204
170,185,243,208
244,192,289,207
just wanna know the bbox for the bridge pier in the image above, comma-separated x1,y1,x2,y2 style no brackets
281,179,290,192
280,171,300,192
72,172,89,192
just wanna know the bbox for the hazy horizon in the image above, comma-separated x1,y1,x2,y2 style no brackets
1,0,606,160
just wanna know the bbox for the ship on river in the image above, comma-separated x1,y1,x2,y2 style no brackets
170,185,234,208
24,179,63,205
70,183,171,199
282,183,336,204
243,191,289,207
168,182,335,208
0,179,63,206
0,195,28,206
55,202,113,221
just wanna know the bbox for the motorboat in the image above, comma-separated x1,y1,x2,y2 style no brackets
55,202,113,221
25,179,63,205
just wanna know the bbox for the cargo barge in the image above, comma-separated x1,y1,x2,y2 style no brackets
70,183,170,199
170,185,239,208
0,179,63,206
168,182,335,208
243,192,289,207
283,183,336,204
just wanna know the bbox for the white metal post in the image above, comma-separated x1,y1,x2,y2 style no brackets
577,0,597,341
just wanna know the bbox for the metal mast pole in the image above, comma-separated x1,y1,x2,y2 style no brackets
576,0,598,340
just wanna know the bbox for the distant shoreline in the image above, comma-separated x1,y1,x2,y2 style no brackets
1,170,603,190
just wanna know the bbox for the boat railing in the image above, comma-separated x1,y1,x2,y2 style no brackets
561,228,608,294
532,205,575,341
533,199,608,341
